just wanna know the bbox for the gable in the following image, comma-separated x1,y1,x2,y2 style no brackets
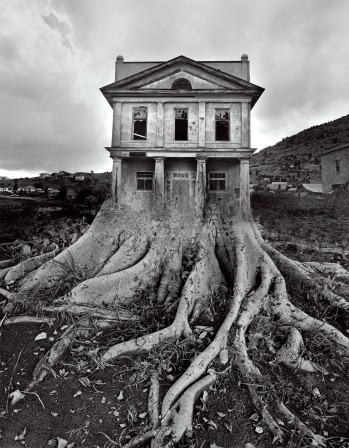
139,71,226,90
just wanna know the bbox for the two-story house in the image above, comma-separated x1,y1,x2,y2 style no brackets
100,55,264,215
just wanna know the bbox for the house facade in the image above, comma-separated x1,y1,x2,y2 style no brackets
321,144,349,193
100,55,264,215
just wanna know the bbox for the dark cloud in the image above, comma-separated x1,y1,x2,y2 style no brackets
42,11,73,51
1,0,349,177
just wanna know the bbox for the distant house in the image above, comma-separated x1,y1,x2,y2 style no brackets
40,172,51,178
0,186,13,193
48,188,60,198
321,144,349,193
58,171,71,177
268,182,288,191
296,183,323,198
66,189,77,200
74,175,85,181
24,185,36,193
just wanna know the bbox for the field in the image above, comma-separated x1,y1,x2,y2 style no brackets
0,192,348,448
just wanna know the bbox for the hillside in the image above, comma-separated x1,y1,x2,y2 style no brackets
251,114,349,183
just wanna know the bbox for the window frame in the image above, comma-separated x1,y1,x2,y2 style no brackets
215,108,230,142
136,171,154,191
132,107,148,141
208,171,227,191
174,108,189,141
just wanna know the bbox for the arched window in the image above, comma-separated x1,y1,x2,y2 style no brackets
171,78,192,90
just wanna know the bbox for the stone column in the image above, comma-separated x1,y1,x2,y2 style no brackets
156,103,164,147
154,157,165,208
111,157,123,208
239,158,250,218
198,102,206,148
112,101,122,147
195,157,207,220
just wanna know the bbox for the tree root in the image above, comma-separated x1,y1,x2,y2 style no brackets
0,316,55,327
2,208,349,447
274,325,323,373
4,244,60,286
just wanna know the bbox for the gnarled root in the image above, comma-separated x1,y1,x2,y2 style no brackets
3,208,349,447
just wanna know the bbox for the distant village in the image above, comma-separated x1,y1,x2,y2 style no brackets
250,143,348,197
0,170,111,204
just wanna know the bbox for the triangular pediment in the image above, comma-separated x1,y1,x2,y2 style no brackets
101,55,264,106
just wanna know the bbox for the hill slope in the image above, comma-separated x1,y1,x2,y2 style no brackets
251,114,349,182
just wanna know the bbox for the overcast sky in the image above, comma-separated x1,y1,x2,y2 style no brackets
1,0,349,178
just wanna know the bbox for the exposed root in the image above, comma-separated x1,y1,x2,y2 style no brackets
270,276,349,354
43,303,140,321
2,207,349,447
4,244,60,286
276,401,326,446
149,372,160,430
247,384,284,444
97,233,151,276
274,325,323,373
66,233,168,307
1,316,55,327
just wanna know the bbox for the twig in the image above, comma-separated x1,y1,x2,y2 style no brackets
25,391,45,409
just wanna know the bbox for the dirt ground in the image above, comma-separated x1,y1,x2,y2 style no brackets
1,192,349,448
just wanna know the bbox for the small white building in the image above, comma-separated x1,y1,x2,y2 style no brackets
40,172,51,178
268,182,288,191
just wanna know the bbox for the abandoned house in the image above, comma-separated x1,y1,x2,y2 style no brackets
100,55,264,214
321,144,349,193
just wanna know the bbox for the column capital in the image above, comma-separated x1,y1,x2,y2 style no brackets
240,158,250,164
196,155,208,161
153,156,166,161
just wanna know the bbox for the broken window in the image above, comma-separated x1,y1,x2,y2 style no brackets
209,172,226,191
136,172,153,190
336,160,341,173
215,109,230,141
133,108,147,140
175,109,188,141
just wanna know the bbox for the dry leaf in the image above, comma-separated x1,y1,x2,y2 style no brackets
57,437,68,448
10,389,25,405
138,412,147,419
73,391,82,398
199,331,207,339
34,332,47,341
217,412,226,418
79,377,91,388
224,422,233,432
14,427,26,441
219,349,229,365
117,391,124,400
255,425,264,434
208,420,217,429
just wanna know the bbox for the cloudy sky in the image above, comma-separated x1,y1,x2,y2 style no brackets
1,0,349,178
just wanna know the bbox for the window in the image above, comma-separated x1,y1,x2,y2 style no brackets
336,160,341,173
209,172,226,191
137,172,153,190
172,78,192,90
215,109,230,141
175,109,188,141
133,108,147,140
